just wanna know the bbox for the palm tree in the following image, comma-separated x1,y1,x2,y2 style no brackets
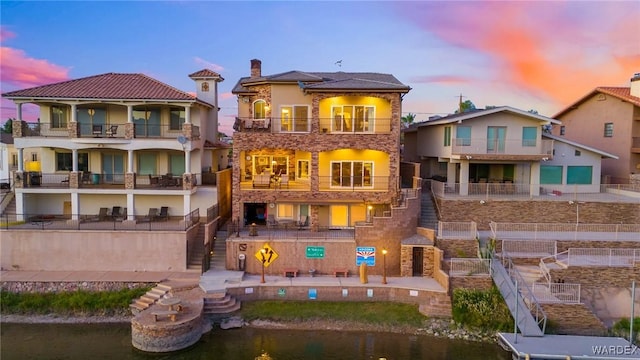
401,113,416,129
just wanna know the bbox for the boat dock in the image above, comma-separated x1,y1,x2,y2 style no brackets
498,333,639,360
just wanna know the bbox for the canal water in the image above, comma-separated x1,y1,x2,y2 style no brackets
1,323,511,360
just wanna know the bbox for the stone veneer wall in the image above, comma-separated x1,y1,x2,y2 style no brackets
435,239,479,258
433,247,449,293
437,199,640,230
449,276,494,291
548,266,640,288
541,303,607,336
556,240,640,252
1,281,153,293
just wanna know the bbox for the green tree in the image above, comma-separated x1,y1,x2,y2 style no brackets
401,113,416,129
1,118,14,134
455,100,476,114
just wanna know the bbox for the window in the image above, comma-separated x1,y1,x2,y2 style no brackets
567,166,592,184
540,166,562,184
132,107,161,137
331,105,374,133
560,126,565,136
297,160,309,179
280,106,309,132
170,108,185,130
487,126,506,153
604,123,613,137
277,204,294,219
11,153,18,167
31,153,38,161
77,107,106,136
455,126,471,146
137,153,157,175
444,126,451,146
51,106,67,129
253,100,267,119
169,154,185,175
253,155,288,175
331,161,373,188
574,150,581,157
56,152,89,172
522,127,537,147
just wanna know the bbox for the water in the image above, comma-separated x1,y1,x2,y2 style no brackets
1,323,512,360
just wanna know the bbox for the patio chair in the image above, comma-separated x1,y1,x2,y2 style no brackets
92,125,102,137
267,214,278,228
148,174,160,187
158,206,169,221
111,206,123,221
297,215,309,230
85,207,108,222
81,171,92,185
105,125,118,137
141,208,158,222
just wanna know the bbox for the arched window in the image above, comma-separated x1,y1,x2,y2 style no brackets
253,100,267,119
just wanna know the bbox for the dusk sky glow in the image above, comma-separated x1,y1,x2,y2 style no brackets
1,1,638,135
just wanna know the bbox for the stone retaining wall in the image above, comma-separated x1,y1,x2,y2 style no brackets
226,285,452,317
435,239,478,258
449,276,494,291
541,303,607,336
548,267,640,288
0,281,153,293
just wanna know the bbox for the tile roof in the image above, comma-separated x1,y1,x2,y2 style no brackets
232,70,410,93
553,86,640,118
188,69,224,81
2,73,200,103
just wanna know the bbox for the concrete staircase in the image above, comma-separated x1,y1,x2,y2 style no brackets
199,230,243,315
419,187,439,230
187,223,206,271
129,283,172,314
0,193,16,222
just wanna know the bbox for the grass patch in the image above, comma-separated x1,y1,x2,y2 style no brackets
611,317,640,342
452,287,513,332
240,301,426,327
0,287,150,316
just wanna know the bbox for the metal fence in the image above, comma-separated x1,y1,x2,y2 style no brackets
0,213,198,231
567,248,640,267
226,221,355,241
501,239,556,258
531,282,581,304
490,222,640,241
449,258,491,276
437,221,477,240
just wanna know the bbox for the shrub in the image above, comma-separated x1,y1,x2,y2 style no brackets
452,286,513,332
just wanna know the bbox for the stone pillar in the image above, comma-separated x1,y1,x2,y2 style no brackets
530,162,540,196
125,172,136,190
69,172,80,189
183,123,192,140
12,119,23,138
183,173,194,190
311,151,319,192
69,104,78,138
310,205,319,232
125,122,135,139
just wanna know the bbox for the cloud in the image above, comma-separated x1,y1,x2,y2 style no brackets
0,27,16,42
396,1,640,106
410,75,471,85
1,48,70,89
220,92,235,100
194,57,224,72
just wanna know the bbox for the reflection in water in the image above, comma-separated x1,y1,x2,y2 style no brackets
1,323,512,360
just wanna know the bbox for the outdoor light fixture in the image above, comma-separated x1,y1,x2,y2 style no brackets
382,249,388,284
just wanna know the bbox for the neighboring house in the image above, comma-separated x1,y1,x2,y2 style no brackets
228,59,417,275
403,106,560,196
0,133,16,188
552,74,640,184
0,70,231,272
539,133,618,194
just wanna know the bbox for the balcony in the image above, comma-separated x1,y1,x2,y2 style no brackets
451,138,554,159
16,172,204,190
239,175,390,192
18,122,199,140
234,117,393,134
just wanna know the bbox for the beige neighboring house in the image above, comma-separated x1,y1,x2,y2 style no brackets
0,70,232,272
552,74,640,183
403,106,560,196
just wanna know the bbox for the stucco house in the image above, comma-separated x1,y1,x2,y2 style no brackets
0,70,231,272
226,59,422,277
403,106,560,196
552,74,640,184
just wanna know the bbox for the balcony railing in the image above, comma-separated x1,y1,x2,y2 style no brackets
226,222,355,240
16,172,203,189
20,122,199,140
491,222,640,241
437,221,478,240
0,212,198,231
451,138,554,156
566,248,640,267
318,176,390,191
449,258,491,276
234,117,393,134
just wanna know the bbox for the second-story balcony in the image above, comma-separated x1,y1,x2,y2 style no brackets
234,117,393,134
239,175,390,192
18,122,199,140
451,138,553,159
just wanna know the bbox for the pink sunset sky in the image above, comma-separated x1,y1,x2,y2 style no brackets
1,1,638,135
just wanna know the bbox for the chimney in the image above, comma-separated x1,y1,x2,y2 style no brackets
251,59,262,78
631,73,640,98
